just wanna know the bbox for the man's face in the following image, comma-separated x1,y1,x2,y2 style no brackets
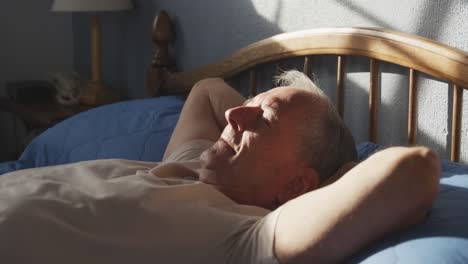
199,87,324,208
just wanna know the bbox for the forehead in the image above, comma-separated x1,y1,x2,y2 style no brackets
248,87,321,112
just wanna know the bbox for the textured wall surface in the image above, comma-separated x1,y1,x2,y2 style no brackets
0,0,74,161
75,0,468,161
0,0,74,85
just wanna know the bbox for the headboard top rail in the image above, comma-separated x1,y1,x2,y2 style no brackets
149,25,468,95
270,27,468,61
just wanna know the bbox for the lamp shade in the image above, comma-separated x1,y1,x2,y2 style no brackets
52,0,133,12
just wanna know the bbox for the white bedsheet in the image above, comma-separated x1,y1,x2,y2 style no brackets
0,159,278,264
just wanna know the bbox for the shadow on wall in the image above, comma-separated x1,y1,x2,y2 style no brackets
376,0,454,159
72,0,462,160
73,0,285,99
239,28,460,161
341,40,454,159
332,0,456,159
154,0,285,70
333,0,394,29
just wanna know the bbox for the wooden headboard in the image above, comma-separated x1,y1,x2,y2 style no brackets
147,11,468,162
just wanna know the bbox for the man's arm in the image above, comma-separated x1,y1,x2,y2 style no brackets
163,78,246,160
274,146,440,264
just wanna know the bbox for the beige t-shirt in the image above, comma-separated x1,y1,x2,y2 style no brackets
0,140,281,264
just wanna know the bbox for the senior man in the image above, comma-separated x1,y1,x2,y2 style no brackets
161,70,439,263
0,71,439,264
163,70,358,209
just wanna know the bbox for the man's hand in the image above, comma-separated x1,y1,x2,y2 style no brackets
274,146,440,264
163,78,246,160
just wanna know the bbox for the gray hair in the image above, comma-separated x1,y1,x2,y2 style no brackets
275,70,357,181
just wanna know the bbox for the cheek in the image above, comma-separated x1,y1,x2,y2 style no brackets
258,141,291,163
244,133,276,154
200,144,231,171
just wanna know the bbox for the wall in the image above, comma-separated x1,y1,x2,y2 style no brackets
76,0,468,161
0,0,74,161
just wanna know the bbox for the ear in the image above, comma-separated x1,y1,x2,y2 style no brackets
277,167,319,205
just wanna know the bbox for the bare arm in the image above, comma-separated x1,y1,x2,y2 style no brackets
163,78,246,160
274,146,440,264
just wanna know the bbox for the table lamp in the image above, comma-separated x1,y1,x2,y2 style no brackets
51,0,133,105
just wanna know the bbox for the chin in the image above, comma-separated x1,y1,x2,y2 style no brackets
199,147,216,169
199,148,222,178
199,146,235,186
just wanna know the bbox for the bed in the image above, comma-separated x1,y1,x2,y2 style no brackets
1,10,468,263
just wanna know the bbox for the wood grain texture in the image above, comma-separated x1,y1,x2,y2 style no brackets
303,56,313,78
156,27,468,95
451,85,463,162
408,69,418,145
337,56,346,118
80,15,120,106
91,15,102,83
369,59,379,143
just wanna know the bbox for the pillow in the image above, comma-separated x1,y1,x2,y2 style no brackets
350,142,468,263
356,141,385,161
0,96,184,174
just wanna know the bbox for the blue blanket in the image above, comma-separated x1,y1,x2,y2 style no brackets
0,96,184,175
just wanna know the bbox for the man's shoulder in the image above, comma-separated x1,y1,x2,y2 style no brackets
164,139,214,163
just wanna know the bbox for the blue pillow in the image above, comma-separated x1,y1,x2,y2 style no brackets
351,142,468,263
0,96,184,175
356,141,385,161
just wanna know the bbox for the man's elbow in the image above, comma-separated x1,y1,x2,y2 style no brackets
189,78,228,103
411,147,440,200
400,147,440,223
192,78,225,92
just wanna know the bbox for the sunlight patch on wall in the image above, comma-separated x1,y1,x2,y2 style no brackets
345,72,370,144
378,71,409,147
250,0,285,31
250,0,429,31
460,92,468,162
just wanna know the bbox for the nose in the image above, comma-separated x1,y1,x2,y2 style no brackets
225,105,263,133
